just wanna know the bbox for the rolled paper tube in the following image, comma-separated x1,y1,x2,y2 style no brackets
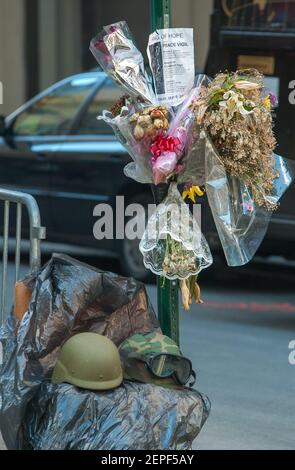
14,281,32,321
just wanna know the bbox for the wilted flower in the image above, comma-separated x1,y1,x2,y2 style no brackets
195,104,207,125
234,80,261,91
182,185,205,203
193,69,277,209
180,280,190,311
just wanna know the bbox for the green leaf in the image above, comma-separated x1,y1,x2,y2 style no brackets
208,91,224,107
243,104,254,112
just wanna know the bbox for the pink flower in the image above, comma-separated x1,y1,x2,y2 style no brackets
151,151,178,185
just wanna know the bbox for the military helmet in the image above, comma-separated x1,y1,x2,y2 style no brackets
52,333,123,391
119,332,187,388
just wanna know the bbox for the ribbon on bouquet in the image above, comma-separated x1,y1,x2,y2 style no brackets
151,135,181,160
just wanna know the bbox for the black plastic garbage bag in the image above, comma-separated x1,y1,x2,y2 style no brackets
24,382,210,450
0,253,210,450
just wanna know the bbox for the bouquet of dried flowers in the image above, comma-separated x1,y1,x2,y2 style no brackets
99,84,204,187
190,69,294,267
194,69,278,209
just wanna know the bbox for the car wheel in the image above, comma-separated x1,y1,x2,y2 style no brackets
118,192,154,283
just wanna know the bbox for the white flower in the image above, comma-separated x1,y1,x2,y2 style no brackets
219,90,254,117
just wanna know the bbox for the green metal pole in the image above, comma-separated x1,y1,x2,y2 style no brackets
151,0,171,29
150,0,180,346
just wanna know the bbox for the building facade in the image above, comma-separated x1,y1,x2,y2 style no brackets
0,0,213,116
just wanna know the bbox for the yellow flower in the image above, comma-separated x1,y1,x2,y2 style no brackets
263,96,271,110
182,185,205,203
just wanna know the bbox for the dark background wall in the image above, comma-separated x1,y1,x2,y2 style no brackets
0,0,213,115
81,0,150,70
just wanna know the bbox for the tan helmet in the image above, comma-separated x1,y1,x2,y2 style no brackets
52,333,123,391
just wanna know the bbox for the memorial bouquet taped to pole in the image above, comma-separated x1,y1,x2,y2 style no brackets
90,21,294,311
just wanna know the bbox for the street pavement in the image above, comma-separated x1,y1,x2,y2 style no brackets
148,271,295,450
0,257,295,450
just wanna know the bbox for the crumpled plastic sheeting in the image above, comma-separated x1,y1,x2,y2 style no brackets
0,253,159,449
0,253,210,450
23,382,210,450
140,183,213,279
205,137,295,266
90,21,155,103
98,109,154,184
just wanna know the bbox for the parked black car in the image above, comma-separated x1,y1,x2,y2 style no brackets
0,71,294,281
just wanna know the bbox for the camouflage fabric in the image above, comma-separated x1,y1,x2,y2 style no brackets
119,332,181,356
119,332,183,388
120,355,183,389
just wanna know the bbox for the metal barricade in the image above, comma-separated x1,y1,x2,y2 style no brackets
0,189,46,324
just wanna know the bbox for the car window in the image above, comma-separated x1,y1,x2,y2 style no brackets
77,78,122,135
12,76,101,136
